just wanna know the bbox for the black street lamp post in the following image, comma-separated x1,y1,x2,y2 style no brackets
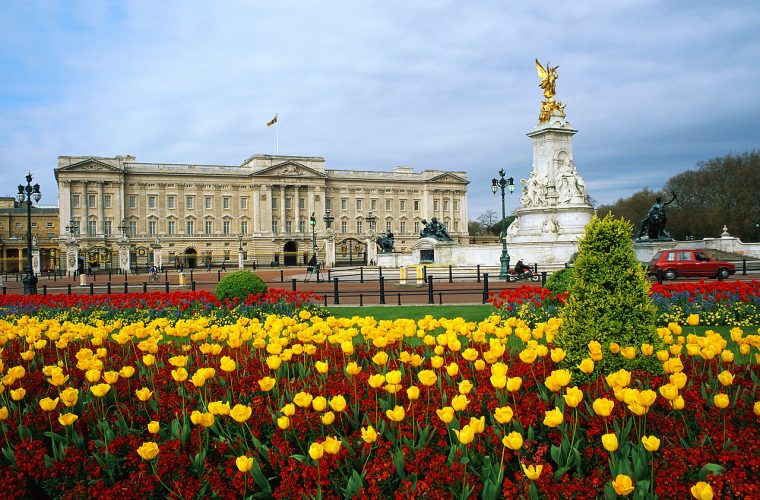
16,173,42,295
309,212,317,260
491,169,515,279
366,211,377,232
118,219,129,237
322,210,334,229
66,220,80,238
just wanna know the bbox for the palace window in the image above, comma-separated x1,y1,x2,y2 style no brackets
167,196,176,209
240,197,248,210
240,221,248,235
356,199,363,211
148,196,157,209
186,196,194,209
88,194,96,208
72,194,81,208
341,199,348,211
104,194,112,208
414,200,420,211
453,200,458,211
454,220,459,231
46,222,54,228
271,220,278,234
283,220,291,234
205,220,212,235
167,220,176,235
104,221,112,236
341,221,347,234
414,221,420,234
186,220,194,234
223,197,230,209
31,222,37,228
271,197,278,209
129,221,137,236
443,200,449,211
298,220,305,233
371,199,377,211
223,220,231,234
434,200,439,211
285,197,292,209
356,221,363,233
385,199,391,211
400,221,406,234
128,195,136,209
88,220,97,236
148,220,156,235
325,198,332,210
299,197,305,210
205,196,213,209
386,221,392,233
400,200,406,211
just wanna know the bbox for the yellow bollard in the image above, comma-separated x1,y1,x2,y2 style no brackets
416,266,423,284
179,272,186,286
79,274,86,286
399,266,406,285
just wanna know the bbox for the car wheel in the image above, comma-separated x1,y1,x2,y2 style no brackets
530,274,540,282
664,269,677,280
718,268,730,280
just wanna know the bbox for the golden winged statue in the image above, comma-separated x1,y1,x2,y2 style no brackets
535,59,566,123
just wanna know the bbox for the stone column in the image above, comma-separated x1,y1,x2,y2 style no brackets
60,180,71,236
82,182,89,235
323,229,336,268
151,241,163,270
294,185,300,233
279,185,286,233
238,246,244,270
118,238,131,274
366,232,378,266
65,240,79,275
252,184,260,234
97,181,105,235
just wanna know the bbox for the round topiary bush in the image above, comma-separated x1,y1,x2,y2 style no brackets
215,270,267,302
554,213,663,381
544,267,575,295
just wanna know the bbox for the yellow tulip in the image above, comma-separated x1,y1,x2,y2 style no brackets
60,387,79,407
563,386,584,408
293,391,313,408
469,416,485,434
58,413,78,427
208,401,231,416
713,393,729,409
220,356,237,372
669,371,688,389
717,370,734,387
312,396,327,412
137,442,160,460
519,348,537,364
308,442,324,461
103,371,119,384
90,384,111,398
636,389,657,407
39,397,59,412
550,347,566,363
494,406,514,424
0,406,8,421
321,411,335,425
641,343,654,356
315,361,329,374
406,386,420,401
386,405,405,422
474,359,486,371
329,395,347,412
148,421,160,434
367,374,385,389
620,347,637,360
168,355,188,367
579,358,595,374
385,370,402,385
670,395,685,410
659,384,679,401
451,394,469,412
135,388,154,402
602,433,618,452
265,355,282,370
490,374,507,389
502,431,523,450
612,474,635,496
641,435,660,452
521,463,543,481
506,376,522,393
754,401,760,417
236,455,254,472
340,340,354,355
543,407,564,428
720,349,734,363
142,354,155,366
171,367,188,382
361,425,378,444
345,362,362,376
550,369,571,387
417,370,438,387
609,342,621,354
277,415,291,429
457,380,473,395
47,372,70,387
230,404,252,423
85,369,102,383
686,314,700,326
322,436,342,455
462,348,479,362
453,424,474,445
592,398,614,417
436,406,455,424
690,481,713,500
119,366,135,378
445,363,459,377
258,376,276,392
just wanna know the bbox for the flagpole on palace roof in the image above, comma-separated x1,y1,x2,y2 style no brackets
276,116,279,155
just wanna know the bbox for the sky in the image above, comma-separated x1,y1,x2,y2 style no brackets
1,1,758,218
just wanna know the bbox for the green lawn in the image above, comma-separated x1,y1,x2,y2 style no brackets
324,304,497,322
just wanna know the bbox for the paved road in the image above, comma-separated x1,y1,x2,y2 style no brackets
2,266,758,306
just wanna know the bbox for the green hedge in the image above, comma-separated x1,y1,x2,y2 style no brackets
215,270,268,302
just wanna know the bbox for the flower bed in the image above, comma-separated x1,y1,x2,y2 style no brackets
0,291,758,498
490,281,760,327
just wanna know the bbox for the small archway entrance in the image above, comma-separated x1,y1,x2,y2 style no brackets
283,241,297,266
184,247,198,268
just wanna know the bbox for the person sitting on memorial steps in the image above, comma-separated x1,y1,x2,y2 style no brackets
419,217,452,241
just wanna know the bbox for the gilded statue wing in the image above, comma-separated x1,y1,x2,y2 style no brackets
535,59,548,81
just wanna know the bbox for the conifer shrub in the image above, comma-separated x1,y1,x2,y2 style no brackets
554,214,662,380
215,270,267,302
545,267,575,295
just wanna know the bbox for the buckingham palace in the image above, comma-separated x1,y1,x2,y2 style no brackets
54,154,469,271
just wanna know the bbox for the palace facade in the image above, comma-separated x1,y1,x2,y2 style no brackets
0,197,60,273
55,154,469,269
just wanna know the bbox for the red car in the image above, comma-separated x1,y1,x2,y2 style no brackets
648,249,735,280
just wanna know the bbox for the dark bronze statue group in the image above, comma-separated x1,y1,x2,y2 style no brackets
636,191,677,241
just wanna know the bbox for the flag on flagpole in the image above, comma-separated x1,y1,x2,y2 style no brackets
267,114,278,127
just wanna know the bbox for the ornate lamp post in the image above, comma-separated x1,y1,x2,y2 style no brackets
16,173,41,295
366,211,377,233
309,212,317,261
322,210,334,229
237,233,244,269
491,169,514,279
118,219,129,237
65,220,80,239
